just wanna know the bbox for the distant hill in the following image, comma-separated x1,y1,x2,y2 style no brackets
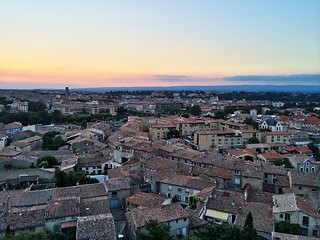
73,85,320,93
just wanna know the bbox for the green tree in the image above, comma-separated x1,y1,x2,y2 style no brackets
307,142,320,161
52,135,67,150
81,120,87,129
5,138,11,147
5,225,10,237
136,219,174,240
276,221,300,235
167,129,180,139
28,101,47,112
244,118,258,130
190,105,202,116
248,137,260,144
52,110,62,124
39,156,58,167
38,161,49,168
244,212,253,230
0,228,48,240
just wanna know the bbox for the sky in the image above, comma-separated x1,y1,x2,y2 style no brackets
0,0,319,89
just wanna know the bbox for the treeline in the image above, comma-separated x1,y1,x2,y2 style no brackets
0,107,128,126
218,91,320,104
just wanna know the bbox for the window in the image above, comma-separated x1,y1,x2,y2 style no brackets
311,167,315,173
234,178,240,185
178,188,182,193
301,228,308,236
235,170,241,175
168,185,172,191
285,213,290,222
185,188,190,194
302,216,309,227
313,230,318,237
280,214,283,218
300,167,304,172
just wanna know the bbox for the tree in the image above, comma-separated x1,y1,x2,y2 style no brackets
244,212,253,230
81,120,87,129
54,169,99,188
0,228,49,240
5,225,10,237
52,135,67,150
136,219,174,240
248,137,260,144
276,221,300,235
307,142,320,161
28,101,47,112
5,138,11,147
52,110,62,124
241,212,257,239
38,161,49,168
190,105,202,116
167,129,180,139
38,156,58,167
244,118,258,130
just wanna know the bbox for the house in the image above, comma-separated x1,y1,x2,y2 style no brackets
290,131,312,146
272,232,319,240
273,193,320,238
200,167,232,189
283,146,312,156
77,154,108,175
0,205,46,237
159,175,213,205
260,119,283,132
76,214,117,240
45,198,80,231
104,178,131,209
225,148,258,162
0,182,110,236
257,153,285,163
246,143,271,154
125,192,170,211
125,203,189,240
262,132,291,145
288,171,320,199
0,147,21,166
0,133,8,150
194,129,261,151
288,155,319,173
203,188,273,238
2,122,23,136
302,117,320,132
10,136,43,152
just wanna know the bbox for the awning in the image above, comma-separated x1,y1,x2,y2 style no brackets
61,220,77,228
205,209,228,221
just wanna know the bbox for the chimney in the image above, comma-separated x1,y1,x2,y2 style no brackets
244,184,250,202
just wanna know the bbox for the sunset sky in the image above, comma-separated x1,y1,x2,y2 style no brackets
1,0,319,89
